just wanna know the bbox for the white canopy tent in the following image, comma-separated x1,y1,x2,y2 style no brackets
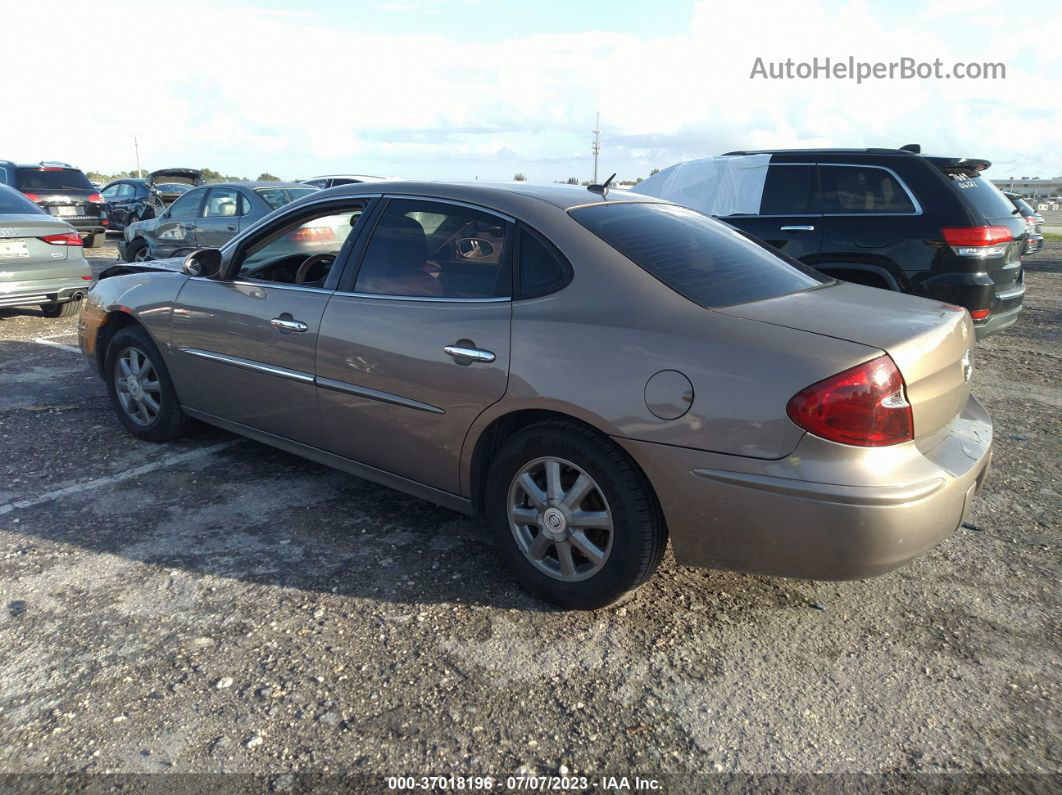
631,154,771,216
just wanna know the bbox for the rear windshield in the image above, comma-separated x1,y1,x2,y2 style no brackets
0,185,45,214
255,187,317,210
16,168,94,192
946,172,1020,222
571,202,827,308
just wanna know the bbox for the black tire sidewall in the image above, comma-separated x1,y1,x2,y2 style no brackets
103,326,185,441
485,424,661,609
126,239,147,263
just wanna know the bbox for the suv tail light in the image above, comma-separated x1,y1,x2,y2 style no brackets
786,355,913,447
23,192,41,202
88,192,105,204
941,226,1013,258
289,226,335,243
39,232,83,246
969,308,991,321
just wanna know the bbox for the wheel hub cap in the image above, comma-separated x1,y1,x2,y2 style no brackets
541,507,568,540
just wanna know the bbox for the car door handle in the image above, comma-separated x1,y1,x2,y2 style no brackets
780,225,815,232
271,317,309,333
444,344,496,364
226,224,236,231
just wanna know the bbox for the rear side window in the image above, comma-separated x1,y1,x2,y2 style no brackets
168,188,205,218
947,173,1021,222
821,166,916,214
15,168,94,192
517,226,571,298
571,202,826,309
759,165,818,215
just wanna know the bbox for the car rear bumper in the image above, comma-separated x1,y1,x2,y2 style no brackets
0,275,93,307
618,393,993,580
974,281,1024,341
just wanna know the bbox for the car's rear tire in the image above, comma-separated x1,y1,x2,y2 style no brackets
40,299,81,318
484,420,667,610
104,325,189,442
125,238,149,263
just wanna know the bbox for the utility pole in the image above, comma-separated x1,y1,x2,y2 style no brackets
134,137,142,178
591,112,601,184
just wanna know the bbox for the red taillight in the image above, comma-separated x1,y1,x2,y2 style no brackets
81,275,93,280
88,192,104,203
786,355,914,447
39,232,83,246
289,226,335,243
23,192,41,202
941,226,1013,246
970,308,991,321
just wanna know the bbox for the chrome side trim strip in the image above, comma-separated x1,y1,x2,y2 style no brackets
316,376,445,414
336,292,509,303
178,348,315,384
691,468,945,506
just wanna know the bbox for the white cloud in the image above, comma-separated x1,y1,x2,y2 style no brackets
5,0,1060,181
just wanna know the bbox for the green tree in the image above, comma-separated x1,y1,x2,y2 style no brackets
513,173,527,182
566,176,579,185
649,168,660,176
257,172,281,182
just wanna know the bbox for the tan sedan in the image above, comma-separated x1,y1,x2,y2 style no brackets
79,181,992,609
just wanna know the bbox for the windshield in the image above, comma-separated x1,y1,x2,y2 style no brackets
255,187,318,210
0,185,46,214
570,202,827,309
16,168,94,192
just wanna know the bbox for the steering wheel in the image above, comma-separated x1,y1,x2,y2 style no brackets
294,253,335,285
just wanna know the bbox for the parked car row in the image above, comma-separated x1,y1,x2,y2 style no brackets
633,145,1030,340
0,161,107,248
99,168,203,232
1005,191,1044,255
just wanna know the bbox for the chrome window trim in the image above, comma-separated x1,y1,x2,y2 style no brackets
178,348,314,384
316,376,445,415
381,194,516,223
816,162,923,216
340,292,510,304
187,276,335,295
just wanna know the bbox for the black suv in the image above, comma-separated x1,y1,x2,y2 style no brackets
716,147,1026,339
0,161,107,247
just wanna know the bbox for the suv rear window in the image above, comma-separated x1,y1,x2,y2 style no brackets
15,168,94,192
947,172,1021,222
571,202,826,308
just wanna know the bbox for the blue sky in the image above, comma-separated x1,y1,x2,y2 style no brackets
8,0,1062,182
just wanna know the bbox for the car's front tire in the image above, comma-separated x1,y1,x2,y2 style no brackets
125,238,149,263
40,299,81,318
485,421,667,609
104,325,189,442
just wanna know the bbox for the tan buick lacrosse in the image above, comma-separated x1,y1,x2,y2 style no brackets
79,181,992,609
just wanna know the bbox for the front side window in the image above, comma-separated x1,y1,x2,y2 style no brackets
571,202,826,309
758,165,818,215
203,187,241,218
821,166,916,214
236,201,369,287
168,188,205,218
354,199,510,299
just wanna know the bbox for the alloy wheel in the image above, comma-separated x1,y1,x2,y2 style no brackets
507,456,614,582
114,346,162,426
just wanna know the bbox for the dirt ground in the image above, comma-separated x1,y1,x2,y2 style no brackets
0,237,1058,791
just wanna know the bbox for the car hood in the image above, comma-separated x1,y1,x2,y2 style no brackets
715,282,975,440
148,168,204,187
99,256,186,279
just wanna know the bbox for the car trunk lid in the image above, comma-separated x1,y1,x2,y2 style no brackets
0,215,74,277
715,282,974,440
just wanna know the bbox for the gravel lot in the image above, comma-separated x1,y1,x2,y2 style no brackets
0,237,1058,790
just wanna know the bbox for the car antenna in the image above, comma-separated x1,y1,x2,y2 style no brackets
587,173,616,196
899,143,921,153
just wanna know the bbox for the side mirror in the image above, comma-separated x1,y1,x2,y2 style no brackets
182,248,223,279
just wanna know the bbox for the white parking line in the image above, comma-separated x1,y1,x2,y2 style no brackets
35,331,79,340
0,440,241,516
32,338,81,354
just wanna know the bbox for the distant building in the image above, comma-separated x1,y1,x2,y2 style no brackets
990,177,1062,199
